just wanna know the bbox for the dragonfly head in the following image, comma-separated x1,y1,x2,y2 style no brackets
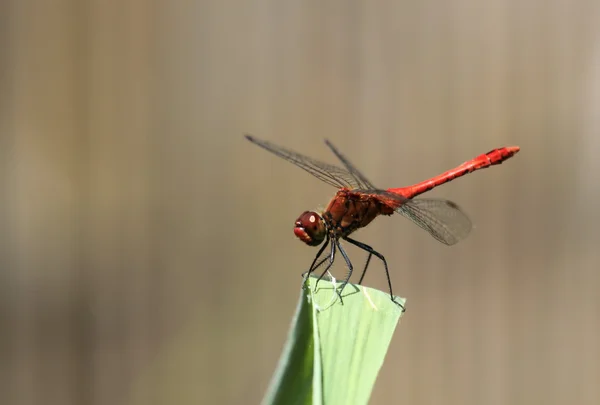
294,211,326,246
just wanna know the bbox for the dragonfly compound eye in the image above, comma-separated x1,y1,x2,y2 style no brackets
293,211,326,246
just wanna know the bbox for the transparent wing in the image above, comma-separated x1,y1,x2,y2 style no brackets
324,139,376,189
245,135,367,189
361,190,472,245
397,198,472,245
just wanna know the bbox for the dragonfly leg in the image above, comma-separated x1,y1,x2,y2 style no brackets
307,255,329,277
334,241,356,304
344,237,405,311
315,241,336,290
357,251,373,285
301,237,330,281
344,237,377,286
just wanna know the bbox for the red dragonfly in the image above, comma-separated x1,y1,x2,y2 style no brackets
246,135,519,307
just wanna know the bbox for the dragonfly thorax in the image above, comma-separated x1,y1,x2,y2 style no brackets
294,211,326,246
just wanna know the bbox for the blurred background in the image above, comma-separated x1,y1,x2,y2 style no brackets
1,1,599,404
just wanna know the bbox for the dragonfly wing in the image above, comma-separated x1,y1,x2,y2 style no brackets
355,190,471,245
245,135,364,189
325,139,377,189
396,198,472,245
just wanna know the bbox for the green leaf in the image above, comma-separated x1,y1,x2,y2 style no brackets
263,276,406,405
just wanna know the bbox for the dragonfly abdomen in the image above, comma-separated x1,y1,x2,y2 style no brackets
387,146,520,199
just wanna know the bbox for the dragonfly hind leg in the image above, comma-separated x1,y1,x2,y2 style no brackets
344,237,405,311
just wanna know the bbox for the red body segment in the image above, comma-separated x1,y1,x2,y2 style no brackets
387,146,520,199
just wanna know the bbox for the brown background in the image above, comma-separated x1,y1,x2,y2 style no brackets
1,1,599,404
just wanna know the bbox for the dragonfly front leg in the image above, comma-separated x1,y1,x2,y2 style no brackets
303,237,338,293
301,237,330,281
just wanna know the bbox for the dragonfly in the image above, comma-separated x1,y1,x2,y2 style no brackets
245,135,519,307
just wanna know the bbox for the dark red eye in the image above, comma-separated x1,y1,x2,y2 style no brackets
293,211,326,246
